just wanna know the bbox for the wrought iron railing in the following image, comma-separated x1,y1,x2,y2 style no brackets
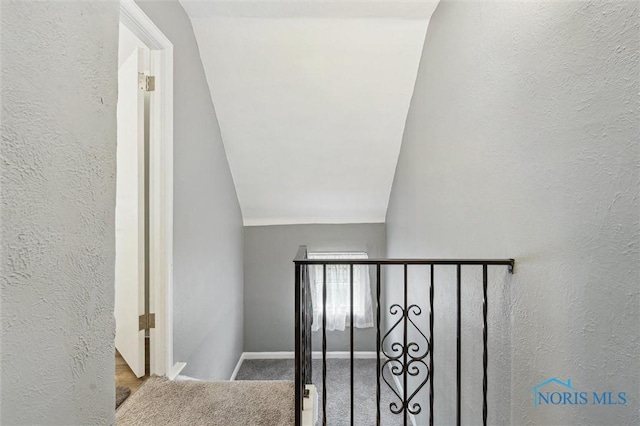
293,245,514,426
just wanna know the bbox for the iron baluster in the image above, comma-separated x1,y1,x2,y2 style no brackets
456,264,461,426
350,264,354,426
482,265,488,426
429,264,434,426
294,263,302,426
322,264,327,426
376,264,381,426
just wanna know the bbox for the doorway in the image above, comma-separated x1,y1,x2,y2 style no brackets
115,0,176,402
115,20,151,390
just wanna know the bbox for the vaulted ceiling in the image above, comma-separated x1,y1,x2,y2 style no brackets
179,0,439,225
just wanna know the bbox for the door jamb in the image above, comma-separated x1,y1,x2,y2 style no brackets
119,0,178,378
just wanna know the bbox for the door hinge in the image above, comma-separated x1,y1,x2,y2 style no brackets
139,313,156,331
138,73,155,92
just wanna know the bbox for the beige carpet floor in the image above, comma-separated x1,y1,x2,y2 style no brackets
116,377,294,426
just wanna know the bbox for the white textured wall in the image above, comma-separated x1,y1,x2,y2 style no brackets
386,1,639,425
136,0,244,380
1,1,119,424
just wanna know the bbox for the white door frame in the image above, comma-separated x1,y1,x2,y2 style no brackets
119,0,179,378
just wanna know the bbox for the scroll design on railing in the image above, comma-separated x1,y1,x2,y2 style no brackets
381,304,431,417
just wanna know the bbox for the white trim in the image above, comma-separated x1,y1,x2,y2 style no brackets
167,362,187,380
119,0,175,377
120,1,171,50
241,351,380,360
175,374,202,382
173,374,202,382
312,351,379,359
230,351,381,380
229,353,245,381
242,351,295,360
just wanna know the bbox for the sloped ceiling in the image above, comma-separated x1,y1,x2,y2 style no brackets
179,0,439,225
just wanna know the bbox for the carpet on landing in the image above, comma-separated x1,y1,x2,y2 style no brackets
236,358,414,426
116,376,294,426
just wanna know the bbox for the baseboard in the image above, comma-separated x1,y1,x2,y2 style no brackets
175,374,201,381
312,351,380,359
168,362,186,380
230,351,380,380
242,351,295,360
229,353,245,381
242,351,380,360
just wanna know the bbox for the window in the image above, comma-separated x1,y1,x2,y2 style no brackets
307,252,373,331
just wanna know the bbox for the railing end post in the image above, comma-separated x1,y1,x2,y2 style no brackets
294,263,302,426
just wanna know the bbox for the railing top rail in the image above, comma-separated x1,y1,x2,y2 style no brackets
293,246,514,272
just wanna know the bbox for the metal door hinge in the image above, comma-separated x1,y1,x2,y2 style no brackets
139,313,156,330
138,73,155,92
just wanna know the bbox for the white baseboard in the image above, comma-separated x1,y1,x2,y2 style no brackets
168,362,186,380
230,351,380,380
242,351,295,360
312,351,380,359
229,353,246,381
242,351,380,360
175,374,201,381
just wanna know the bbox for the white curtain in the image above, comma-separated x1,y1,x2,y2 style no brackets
308,252,373,332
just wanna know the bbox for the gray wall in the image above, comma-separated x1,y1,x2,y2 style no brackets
1,1,119,424
386,1,639,425
137,1,244,380
244,224,385,352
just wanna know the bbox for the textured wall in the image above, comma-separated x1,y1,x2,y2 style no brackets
386,1,639,425
1,1,119,424
244,224,386,352
136,0,244,380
